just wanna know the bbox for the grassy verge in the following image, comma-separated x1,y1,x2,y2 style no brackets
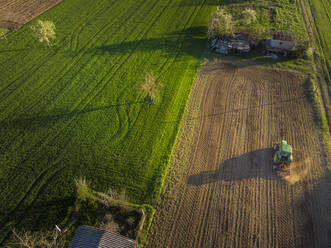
0,0,216,244
305,75,331,170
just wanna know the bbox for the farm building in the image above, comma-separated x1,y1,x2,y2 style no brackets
234,31,258,46
211,37,250,55
69,225,136,248
267,32,296,52
231,40,250,53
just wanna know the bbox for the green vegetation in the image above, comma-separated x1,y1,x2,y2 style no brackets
297,0,331,171
0,0,215,244
299,0,331,127
306,0,331,77
219,0,306,40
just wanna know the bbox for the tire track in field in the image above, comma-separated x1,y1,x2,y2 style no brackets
147,62,331,247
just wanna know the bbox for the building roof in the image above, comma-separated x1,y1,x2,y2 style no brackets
69,226,136,248
272,32,296,41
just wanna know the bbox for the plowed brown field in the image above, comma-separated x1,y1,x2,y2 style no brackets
146,62,331,248
0,0,62,29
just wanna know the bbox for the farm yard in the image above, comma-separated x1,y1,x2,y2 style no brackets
0,0,215,244
0,0,331,247
146,61,331,247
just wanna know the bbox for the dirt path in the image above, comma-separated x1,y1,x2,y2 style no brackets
146,62,331,247
0,0,62,29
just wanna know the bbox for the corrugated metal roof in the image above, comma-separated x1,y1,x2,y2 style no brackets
69,226,136,248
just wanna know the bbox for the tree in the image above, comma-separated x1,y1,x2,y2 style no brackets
75,177,91,203
0,31,7,43
290,40,310,58
241,8,257,25
30,20,56,48
239,8,268,40
249,23,268,40
140,71,163,104
207,7,234,39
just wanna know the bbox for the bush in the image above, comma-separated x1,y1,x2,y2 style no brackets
242,8,257,25
74,177,91,203
290,40,310,59
140,71,163,103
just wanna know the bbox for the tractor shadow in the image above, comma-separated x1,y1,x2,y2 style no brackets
187,148,275,186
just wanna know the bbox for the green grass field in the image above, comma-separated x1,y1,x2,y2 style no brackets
302,0,331,128
0,0,216,243
307,0,331,74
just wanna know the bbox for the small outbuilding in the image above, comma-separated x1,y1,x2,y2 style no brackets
69,225,136,248
213,40,231,54
268,32,296,51
211,37,250,55
230,40,250,53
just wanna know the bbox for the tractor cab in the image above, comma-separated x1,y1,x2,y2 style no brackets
273,140,293,172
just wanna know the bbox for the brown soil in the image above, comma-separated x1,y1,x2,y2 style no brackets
146,61,331,247
0,0,62,29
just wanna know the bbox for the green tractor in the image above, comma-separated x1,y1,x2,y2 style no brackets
273,140,293,172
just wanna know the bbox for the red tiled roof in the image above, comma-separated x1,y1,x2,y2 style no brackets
272,32,296,41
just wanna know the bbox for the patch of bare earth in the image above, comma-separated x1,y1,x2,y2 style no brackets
146,62,331,247
0,0,62,29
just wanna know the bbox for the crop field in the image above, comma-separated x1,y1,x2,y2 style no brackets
0,0,216,243
147,61,331,247
0,0,62,29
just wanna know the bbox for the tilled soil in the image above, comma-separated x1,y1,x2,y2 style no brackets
0,0,62,29
146,62,331,248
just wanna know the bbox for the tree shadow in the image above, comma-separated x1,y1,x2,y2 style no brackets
84,26,208,60
187,148,274,185
0,101,146,131
0,47,44,53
